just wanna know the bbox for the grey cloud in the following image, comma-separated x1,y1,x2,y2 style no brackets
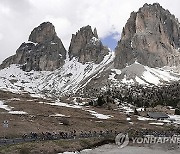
0,0,32,13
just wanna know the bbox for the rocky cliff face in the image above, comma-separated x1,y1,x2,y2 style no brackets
68,25,109,64
114,3,180,69
0,22,66,71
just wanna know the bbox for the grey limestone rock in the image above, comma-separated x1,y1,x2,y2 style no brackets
114,3,180,69
68,25,109,64
0,22,66,71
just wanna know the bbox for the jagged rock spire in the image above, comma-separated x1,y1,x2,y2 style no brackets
68,25,109,64
93,28,98,38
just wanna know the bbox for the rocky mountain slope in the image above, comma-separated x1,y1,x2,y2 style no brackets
0,52,114,97
114,3,180,69
0,3,180,98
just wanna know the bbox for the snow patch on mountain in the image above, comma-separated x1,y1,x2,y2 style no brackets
49,113,70,118
0,100,27,115
0,100,12,111
168,115,180,125
8,111,27,115
85,109,113,119
45,100,82,109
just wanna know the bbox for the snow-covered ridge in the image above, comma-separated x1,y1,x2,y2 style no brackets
0,52,114,97
108,62,180,85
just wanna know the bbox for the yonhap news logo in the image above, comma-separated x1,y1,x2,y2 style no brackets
131,135,180,144
115,133,180,148
115,133,129,148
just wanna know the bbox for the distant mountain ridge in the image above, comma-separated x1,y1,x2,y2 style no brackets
0,3,180,97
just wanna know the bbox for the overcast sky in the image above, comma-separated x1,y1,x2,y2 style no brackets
0,0,179,64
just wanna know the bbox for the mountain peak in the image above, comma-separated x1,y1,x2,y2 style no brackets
68,25,109,64
114,3,180,69
142,3,162,8
0,22,66,71
28,22,56,44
